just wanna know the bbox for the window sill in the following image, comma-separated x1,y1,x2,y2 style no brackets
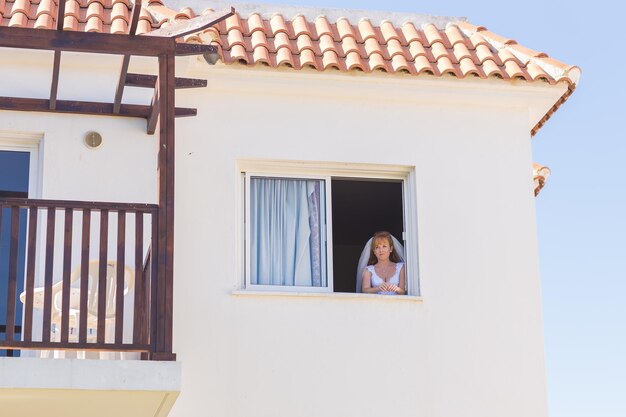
231,290,423,303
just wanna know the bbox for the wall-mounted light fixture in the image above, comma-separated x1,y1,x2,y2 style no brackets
84,131,103,149
198,32,220,65
203,51,220,65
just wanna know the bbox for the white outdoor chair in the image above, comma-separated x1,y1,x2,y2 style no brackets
50,260,134,359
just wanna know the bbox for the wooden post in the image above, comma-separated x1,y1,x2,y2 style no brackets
153,49,176,361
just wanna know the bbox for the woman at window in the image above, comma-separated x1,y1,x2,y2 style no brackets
359,231,406,295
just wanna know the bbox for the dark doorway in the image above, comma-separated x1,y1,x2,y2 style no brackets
331,179,404,293
0,150,30,356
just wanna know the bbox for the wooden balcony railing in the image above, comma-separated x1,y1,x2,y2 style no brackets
0,198,169,359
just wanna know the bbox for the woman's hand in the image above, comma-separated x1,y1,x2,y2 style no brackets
387,284,404,294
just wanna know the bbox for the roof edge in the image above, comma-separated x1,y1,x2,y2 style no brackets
162,0,467,28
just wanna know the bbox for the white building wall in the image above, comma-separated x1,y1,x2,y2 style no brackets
168,64,557,417
0,50,157,204
0,50,565,417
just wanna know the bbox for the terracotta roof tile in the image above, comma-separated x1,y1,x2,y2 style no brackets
246,12,265,34
269,13,288,36
64,15,78,30
291,14,308,36
478,29,516,47
318,33,334,54
35,0,54,18
65,0,79,19
390,54,410,73
386,38,404,58
414,54,435,75
34,10,52,28
400,22,422,44
136,16,151,34
322,49,340,70
297,48,316,69
86,1,103,19
339,35,359,56
227,43,247,64
380,20,400,42
357,18,376,42
458,57,479,77
10,0,30,15
497,48,519,65
275,46,293,67
9,11,27,26
336,17,354,40
503,59,527,80
367,52,388,72
85,15,102,32
526,62,550,81
226,27,244,48
468,31,489,49
452,42,472,62
252,44,269,65
274,31,291,53
474,43,499,65
436,56,457,76
423,23,450,48
430,41,450,62
0,1,580,141
407,39,428,60
109,14,126,33
110,2,127,20
250,28,268,49
444,24,466,47
314,15,334,39
343,50,361,70
482,59,503,78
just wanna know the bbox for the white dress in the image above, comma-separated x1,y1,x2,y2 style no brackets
356,236,405,293
366,262,404,294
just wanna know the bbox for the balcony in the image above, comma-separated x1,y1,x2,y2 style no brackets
0,197,180,417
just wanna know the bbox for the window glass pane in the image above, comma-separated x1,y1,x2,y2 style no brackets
250,177,326,287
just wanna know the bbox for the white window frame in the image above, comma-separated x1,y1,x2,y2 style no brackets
0,131,43,199
238,160,420,296
244,172,334,293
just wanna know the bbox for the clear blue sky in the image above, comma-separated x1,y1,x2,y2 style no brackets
256,0,625,415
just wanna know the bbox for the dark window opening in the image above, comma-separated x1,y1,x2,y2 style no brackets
331,179,404,293
0,150,30,357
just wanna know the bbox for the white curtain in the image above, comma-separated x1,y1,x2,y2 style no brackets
250,178,325,287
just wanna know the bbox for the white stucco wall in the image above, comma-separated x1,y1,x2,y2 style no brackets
167,62,564,417
0,50,157,203
0,49,568,417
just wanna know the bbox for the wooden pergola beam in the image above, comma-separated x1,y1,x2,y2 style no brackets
113,0,143,114
49,51,62,110
49,0,67,110
0,26,174,56
0,97,195,119
113,55,131,113
126,73,207,89
128,0,143,35
146,84,160,137
174,43,218,56
145,7,235,38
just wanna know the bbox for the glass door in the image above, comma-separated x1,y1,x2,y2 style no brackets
0,150,30,356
